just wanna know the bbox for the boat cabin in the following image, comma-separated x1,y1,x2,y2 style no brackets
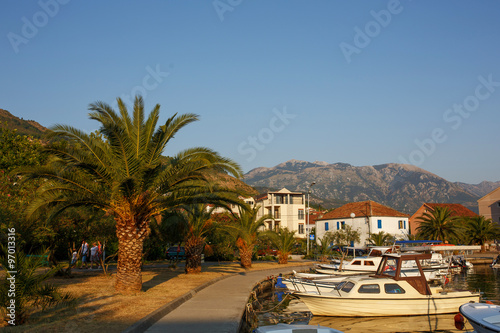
372,253,433,295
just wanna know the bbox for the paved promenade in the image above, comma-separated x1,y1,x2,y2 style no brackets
126,264,313,333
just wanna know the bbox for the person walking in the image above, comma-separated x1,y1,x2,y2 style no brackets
90,242,98,269
71,249,78,267
81,240,89,268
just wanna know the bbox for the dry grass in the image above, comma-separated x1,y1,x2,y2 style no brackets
1,260,311,332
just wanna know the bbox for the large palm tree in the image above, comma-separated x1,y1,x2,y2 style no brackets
18,96,242,294
229,205,271,268
465,216,499,252
415,206,461,243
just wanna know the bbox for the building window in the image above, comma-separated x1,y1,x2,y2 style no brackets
398,220,404,229
497,201,500,207
275,196,283,204
325,222,329,231
341,221,345,229
298,224,304,234
377,219,382,229
298,209,304,220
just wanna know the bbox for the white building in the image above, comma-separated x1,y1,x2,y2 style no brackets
315,200,409,247
254,188,307,238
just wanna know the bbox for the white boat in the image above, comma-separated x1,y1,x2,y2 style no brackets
315,256,383,274
253,323,343,333
459,302,500,333
294,252,481,317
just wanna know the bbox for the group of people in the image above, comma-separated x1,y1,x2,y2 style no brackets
71,240,104,269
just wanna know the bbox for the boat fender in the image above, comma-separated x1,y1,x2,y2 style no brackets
454,313,465,330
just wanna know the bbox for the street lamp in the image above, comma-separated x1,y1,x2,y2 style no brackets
306,181,316,255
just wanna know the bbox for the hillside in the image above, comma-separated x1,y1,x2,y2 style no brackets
0,108,47,138
244,160,481,214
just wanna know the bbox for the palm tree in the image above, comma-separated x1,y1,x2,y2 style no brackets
228,204,271,268
317,233,334,262
368,231,394,246
18,96,242,294
169,203,221,273
465,216,499,252
266,227,297,264
0,247,74,324
416,206,461,243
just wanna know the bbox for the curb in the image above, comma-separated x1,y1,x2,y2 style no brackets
121,274,232,333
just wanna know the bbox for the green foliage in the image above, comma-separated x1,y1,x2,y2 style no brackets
464,216,499,248
264,228,296,256
329,225,361,246
0,247,75,325
368,231,394,246
0,125,45,171
416,206,462,243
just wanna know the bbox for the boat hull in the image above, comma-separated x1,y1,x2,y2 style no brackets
296,292,480,317
459,303,500,333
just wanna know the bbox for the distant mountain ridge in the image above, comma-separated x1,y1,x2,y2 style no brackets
243,159,495,214
0,108,47,138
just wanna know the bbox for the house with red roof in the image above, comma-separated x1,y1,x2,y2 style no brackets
409,203,478,235
315,200,409,247
478,187,500,225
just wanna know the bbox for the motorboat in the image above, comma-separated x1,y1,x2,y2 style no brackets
315,256,383,275
253,323,343,333
459,302,500,333
293,252,480,317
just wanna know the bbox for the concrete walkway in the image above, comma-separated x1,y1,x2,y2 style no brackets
132,264,312,333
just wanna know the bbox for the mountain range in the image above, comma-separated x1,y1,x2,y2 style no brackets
243,159,500,214
3,108,499,215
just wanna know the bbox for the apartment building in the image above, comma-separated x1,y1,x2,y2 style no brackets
254,188,307,238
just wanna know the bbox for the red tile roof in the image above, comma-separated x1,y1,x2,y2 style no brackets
318,200,408,220
424,203,478,218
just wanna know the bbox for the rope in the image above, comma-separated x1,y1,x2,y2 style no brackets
253,293,293,314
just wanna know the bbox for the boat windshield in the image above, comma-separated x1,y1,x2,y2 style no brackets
380,258,398,276
335,281,355,293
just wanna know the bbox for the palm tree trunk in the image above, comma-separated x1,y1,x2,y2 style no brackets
185,237,204,274
237,238,253,268
278,251,289,264
115,218,148,294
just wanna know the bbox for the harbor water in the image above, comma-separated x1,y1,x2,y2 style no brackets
250,264,500,333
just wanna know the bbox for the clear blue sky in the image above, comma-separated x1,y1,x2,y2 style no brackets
1,1,499,184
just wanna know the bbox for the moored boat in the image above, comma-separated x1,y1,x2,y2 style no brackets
459,302,500,333
293,252,480,317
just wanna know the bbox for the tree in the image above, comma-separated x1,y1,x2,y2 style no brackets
416,206,461,243
368,231,394,246
464,216,499,252
331,225,361,247
168,203,220,273
266,227,297,264
0,247,74,325
228,204,271,268
17,96,242,294
317,233,334,262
